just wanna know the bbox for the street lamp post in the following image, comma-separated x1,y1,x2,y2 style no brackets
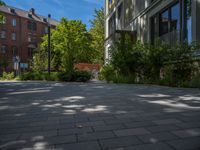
48,14,51,75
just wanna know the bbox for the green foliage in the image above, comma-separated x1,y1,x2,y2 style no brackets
72,71,91,82
19,71,91,82
0,59,9,71
188,74,200,88
89,8,105,64
1,72,15,80
0,0,5,23
100,65,115,82
112,74,135,84
107,32,200,88
32,18,93,73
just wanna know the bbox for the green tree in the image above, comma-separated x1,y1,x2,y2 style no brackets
0,0,5,23
33,18,93,73
89,8,105,64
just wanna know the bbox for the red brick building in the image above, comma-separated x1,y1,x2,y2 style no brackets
0,6,58,74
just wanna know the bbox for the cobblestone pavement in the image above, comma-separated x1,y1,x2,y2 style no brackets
0,81,200,150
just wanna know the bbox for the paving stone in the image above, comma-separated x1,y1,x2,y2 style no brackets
54,141,101,150
124,121,156,128
153,119,182,125
175,122,200,129
47,135,76,145
167,137,200,150
93,124,125,132
126,143,174,150
114,128,150,137
100,136,141,149
78,131,116,142
0,140,27,150
108,148,125,150
138,132,178,143
172,128,200,138
147,125,180,133
19,130,57,140
75,121,105,127
58,127,93,136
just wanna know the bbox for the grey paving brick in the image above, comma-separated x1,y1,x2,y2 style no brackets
138,132,178,143
100,136,141,149
124,121,156,128
19,130,57,140
167,137,200,150
172,128,200,138
55,141,101,150
114,128,150,137
78,131,116,142
108,148,125,150
58,127,93,136
175,122,200,129
147,125,180,133
126,143,173,150
75,121,105,127
153,119,182,125
47,135,76,145
93,124,125,132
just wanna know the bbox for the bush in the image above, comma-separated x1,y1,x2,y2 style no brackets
100,65,115,82
112,74,135,84
1,72,15,80
19,71,91,82
72,71,91,82
188,74,200,88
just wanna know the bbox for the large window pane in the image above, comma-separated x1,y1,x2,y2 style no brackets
160,10,169,36
185,0,192,44
171,3,180,31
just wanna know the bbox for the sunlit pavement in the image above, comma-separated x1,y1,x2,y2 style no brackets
0,81,200,150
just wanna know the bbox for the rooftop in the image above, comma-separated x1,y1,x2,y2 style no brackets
0,5,59,26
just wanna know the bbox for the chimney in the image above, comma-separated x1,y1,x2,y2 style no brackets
30,8,35,14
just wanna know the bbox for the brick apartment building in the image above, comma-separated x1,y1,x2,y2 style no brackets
0,5,59,74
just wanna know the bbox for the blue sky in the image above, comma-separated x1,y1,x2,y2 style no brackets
5,0,104,30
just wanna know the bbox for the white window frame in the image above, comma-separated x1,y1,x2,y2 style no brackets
12,32,16,40
12,19,17,27
0,30,6,39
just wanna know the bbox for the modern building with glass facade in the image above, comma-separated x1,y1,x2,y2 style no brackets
105,0,200,64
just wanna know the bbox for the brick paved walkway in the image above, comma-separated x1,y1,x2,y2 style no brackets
0,81,200,150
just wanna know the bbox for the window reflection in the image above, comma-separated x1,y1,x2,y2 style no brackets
160,10,169,36
171,3,180,31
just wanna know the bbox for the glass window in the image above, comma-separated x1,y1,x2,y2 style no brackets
1,45,7,54
185,0,192,44
28,36,31,42
27,21,37,31
0,30,6,39
28,48,34,57
33,22,37,31
160,9,169,36
44,26,48,34
171,3,180,31
12,32,16,40
12,46,18,56
12,19,16,27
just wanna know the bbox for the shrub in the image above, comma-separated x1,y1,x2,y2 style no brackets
19,71,91,82
1,72,15,80
112,74,135,84
100,65,115,82
188,74,200,88
72,71,91,82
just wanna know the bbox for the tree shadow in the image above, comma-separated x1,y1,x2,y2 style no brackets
0,82,200,149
